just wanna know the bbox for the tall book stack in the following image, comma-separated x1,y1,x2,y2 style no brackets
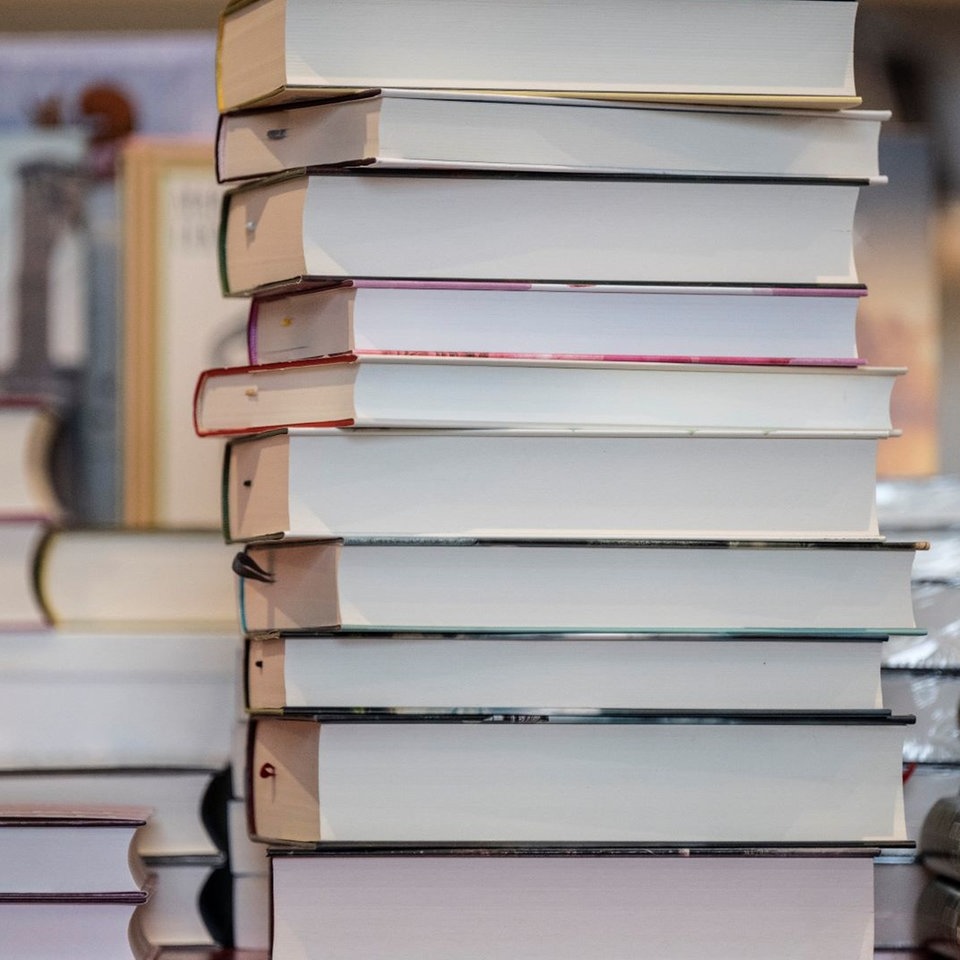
200,0,921,954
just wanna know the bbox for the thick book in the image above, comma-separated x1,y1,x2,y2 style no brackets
267,845,878,960
246,280,868,367
8,897,158,960
0,767,228,860
223,428,886,543
216,91,887,182
0,804,150,898
244,631,887,714
218,171,866,295
34,528,238,631
245,712,911,844
0,630,236,770
216,0,860,112
194,355,902,436
233,537,923,635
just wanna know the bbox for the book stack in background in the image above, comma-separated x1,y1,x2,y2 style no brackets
0,407,241,955
200,0,920,954
0,525,240,952
0,805,154,960
874,475,960,954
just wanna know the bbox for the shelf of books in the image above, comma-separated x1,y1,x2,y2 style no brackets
195,0,924,957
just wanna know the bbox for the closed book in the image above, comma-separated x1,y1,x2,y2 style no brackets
0,767,228,859
233,538,922,636
0,804,150,899
244,631,887,714
216,91,886,182
246,280,867,368
218,171,866,295
194,355,902,436
0,631,237,770
216,0,859,112
245,712,911,844
224,429,885,543
6,897,157,960
34,528,238,632
267,845,878,960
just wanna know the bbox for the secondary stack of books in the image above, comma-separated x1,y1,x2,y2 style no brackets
199,0,919,953
0,525,240,951
0,804,154,960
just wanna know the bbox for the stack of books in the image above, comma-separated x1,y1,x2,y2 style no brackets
199,0,921,953
0,804,153,960
0,521,240,951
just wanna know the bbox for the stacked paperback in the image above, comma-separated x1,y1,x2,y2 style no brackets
198,0,921,954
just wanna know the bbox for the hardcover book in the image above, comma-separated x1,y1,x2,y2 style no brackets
234,537,922,635
223,428,887,543
218,170,866,294
216,0,861,111
216,92,886,182
245,711,910,844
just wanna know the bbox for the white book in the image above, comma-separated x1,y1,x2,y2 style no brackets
6,899,152,960
216,0,859,111
247,280,866,367
0,768,225,858
194,355,902,435
0,805,149,896
245,632,887,713
224,428,885,542
247,713,909,844
219,171,865,295
216,91,886,182
35,528,238,632
268,848,877,960
234,538,922,635
0,631,237,769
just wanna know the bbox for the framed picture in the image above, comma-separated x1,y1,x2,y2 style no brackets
121,138,247,528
